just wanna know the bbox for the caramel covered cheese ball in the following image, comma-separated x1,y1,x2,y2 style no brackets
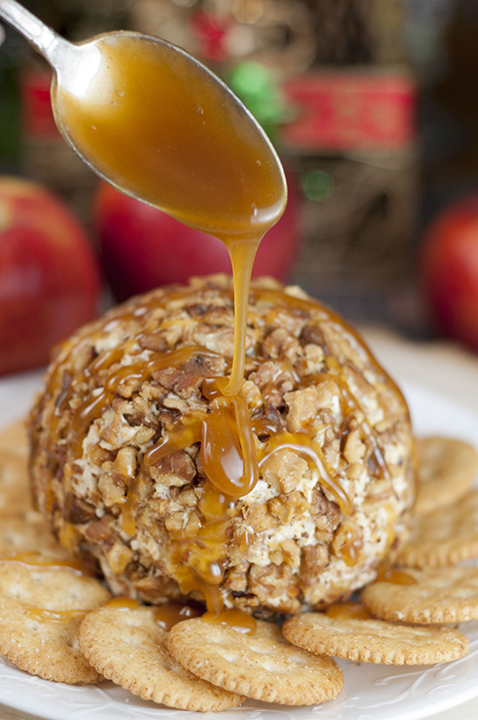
29,275,415,617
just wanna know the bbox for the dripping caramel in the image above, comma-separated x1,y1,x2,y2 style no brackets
335,522,363,567
375,564,417,586
105,597,141,610
326,601,370,621
154,602,203,631
0,553,87,574
201,608,256,635
104,598,203,630
165,481,236,613
28,608,90,624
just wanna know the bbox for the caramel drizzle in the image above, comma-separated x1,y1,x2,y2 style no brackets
27,608,89,624
335,521,362,567
164,481,236,611
220,237,261,398
0,553,87,574
374,563,417,585
104,597,204,629
201,607,256,634
154,602,203,630
105,597,140,610
326,601,370,620
145,383,258,499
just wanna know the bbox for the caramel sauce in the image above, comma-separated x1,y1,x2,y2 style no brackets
54,34,285,240
325,601,370,621
201,608,256,635
165,481,235,612
374,564,417,585
335,522,363,567
0,553,87,574
154,602,202,630
27,608,89,624
105,597,140,610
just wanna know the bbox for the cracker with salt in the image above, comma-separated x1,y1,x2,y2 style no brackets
168,617,344,706
398,489,478,567
0,419,29,459
282,612,468,665
0,452,32,516
78,602,245,712
361,565,478,624
0,559,111,684
0,513,69,559
415,436,478,515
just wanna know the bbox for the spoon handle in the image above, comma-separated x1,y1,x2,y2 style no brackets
0,0,68,66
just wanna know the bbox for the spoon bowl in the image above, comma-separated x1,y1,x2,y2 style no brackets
0,0,286,238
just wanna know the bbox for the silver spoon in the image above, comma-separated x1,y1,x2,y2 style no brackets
0,0,286,237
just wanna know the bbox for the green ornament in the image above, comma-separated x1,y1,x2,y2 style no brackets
225,61,287,144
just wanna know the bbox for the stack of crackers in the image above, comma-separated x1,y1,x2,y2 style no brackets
1,422,478,712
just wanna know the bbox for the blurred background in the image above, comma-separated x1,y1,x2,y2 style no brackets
3,0,478,375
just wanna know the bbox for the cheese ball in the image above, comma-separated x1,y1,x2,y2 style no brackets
29,275,415,617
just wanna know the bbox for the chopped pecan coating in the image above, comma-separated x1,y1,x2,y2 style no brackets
243,502,279,532
249,563,293,601
261,448,311,494
260,328,302,363
64,493,96,524
267,490,310,523
300,544,330,588
149,450,196,487
29,275,415,617
284,386,320,433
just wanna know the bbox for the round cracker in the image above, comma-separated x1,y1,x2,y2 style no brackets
415,436,478,515
0,560,111,684
0,452,32,516
361,565,478,624
282,612,468,665
0,513,68,559
78,603,244,712
0,419,29,459
398,489,478,568
168,617,344,706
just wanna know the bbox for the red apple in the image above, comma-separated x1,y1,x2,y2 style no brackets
0,176,102,375
94,177,300,302
419,195,478,352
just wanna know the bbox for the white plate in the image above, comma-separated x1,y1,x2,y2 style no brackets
0,375,478,720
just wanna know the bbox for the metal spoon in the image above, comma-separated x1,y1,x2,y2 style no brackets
0,0,286,236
